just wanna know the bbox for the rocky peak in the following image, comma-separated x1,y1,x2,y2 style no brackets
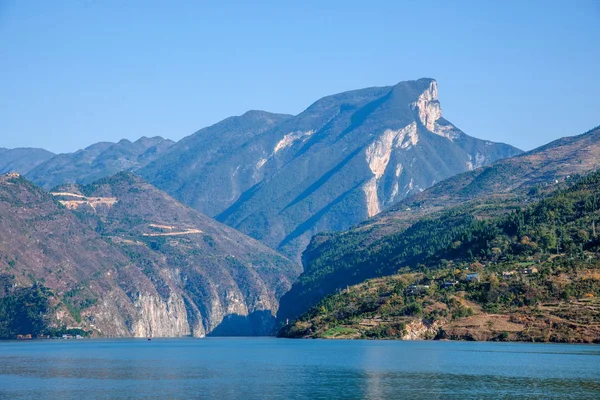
409,79,463,141
411,79,441,131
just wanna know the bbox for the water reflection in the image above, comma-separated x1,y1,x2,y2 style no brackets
0,339,599,400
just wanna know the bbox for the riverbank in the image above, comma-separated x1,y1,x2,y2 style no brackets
278,274,600,343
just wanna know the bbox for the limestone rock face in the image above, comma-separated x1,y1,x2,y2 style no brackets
133,294,192,338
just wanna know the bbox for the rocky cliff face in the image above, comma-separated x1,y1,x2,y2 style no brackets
0,173,178,337
0,173,298,337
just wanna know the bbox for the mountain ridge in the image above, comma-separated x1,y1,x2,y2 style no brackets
0,147,55,175
26,136,175,189
141,78,521,261
278,169,600,343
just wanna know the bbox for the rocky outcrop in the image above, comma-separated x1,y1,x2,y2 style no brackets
402,320,441,340
411,80,441,133
411,80,460,141
133,293,193,338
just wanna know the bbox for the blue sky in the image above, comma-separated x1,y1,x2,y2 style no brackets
0,0,599,153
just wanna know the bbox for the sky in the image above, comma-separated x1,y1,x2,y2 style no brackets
0,0,599,154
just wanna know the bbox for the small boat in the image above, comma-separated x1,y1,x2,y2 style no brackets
147,335,152,341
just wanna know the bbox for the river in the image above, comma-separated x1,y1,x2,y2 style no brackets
1,338,599,399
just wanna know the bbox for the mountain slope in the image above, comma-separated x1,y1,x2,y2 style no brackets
139,110,293,217
217,79,520,260
53,173,300,336
0,173,169,337
26,136,174,189
0,147,55,174
277,125,600,322
278,170,600,342
0,172,299,338
141,79,521,260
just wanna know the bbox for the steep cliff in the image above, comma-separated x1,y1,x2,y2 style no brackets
0,173,188,338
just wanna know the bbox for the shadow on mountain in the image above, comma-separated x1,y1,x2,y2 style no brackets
208,310,276,336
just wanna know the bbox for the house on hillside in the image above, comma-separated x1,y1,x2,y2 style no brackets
501,270,517,279
521,267,539,275
465,273,480,282
441,281,458,289
406,284,429,296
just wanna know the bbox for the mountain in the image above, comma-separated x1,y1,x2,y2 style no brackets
53,173,300,336
0,172,299,338
0,147,55,174
141,79,521,260
277,125,600,322
278,170,600,343
0,173,158,337
25,136,174,189
139,110,293,217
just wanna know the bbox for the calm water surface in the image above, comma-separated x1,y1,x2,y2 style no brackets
0,338,599,399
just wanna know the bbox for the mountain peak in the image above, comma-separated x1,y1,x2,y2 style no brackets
394,77,437,90
239,110,294,123
410,78,441,132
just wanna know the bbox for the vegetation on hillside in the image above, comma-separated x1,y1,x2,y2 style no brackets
0,275,51,339
278,126,600,322
278,170,600,342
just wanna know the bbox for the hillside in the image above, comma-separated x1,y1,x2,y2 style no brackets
0,172,299,339
0,173,164,338
53,172,300,336
139,110,293,217
25,136,174,189
279,170,600,342
277,125,600,322
0,147,55,174
141,78,520,260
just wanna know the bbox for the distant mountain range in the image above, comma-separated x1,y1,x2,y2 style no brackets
3,78,597,341
0,147,55,174
26,137,174,189
4,79,520,261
